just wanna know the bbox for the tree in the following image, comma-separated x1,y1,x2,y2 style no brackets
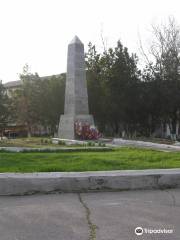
86,42,108,132
37,74,65,134
11,65,65,137
105,41,141,137
0,81,9,138
11,65,41,137
150,17,180,81
86,41,141,137
147,17,180,139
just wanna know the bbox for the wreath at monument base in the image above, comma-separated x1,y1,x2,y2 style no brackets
74,121,101,140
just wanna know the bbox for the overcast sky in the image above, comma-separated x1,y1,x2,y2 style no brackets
0,0,180,83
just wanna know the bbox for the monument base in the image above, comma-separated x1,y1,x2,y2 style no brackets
58,114,94,139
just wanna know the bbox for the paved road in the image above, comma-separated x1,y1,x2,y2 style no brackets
0,189,179,240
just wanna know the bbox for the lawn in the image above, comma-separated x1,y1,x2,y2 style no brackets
0,137,61,148
0,137,104,148
0,147,180,172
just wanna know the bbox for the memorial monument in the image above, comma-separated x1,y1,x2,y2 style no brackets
58,36,94,139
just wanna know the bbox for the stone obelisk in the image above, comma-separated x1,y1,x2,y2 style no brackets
58,36,94,139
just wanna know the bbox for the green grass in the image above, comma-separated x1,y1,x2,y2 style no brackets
0,137,68,148
0,147,180,172
0,137,105,148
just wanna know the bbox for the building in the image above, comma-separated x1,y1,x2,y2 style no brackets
4,80,22,98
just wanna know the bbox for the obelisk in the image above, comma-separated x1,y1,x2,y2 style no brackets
58,36,94,139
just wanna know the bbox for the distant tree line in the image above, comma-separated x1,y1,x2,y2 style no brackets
86,17,180,140
0,17,180,139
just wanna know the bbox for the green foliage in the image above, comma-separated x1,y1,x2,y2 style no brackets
98,142,106,147
0,82,9,135
11,65,65,136
7,19,180,139
0,148,179,172
58,140,66,145
87,141,95,147
86,21,180,139
37,74,65,132
140,17,180,139
86,41,141,136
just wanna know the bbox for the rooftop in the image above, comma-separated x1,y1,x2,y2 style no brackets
4,80,21,88
3,73,63,89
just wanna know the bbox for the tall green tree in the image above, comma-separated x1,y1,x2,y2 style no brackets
143,17,180,139
37,74,65,134
86,41,141,137
12,64,41,136
0,81,9,137
11,65,65,136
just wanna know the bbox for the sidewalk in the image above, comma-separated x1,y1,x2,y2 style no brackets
0,189,179,240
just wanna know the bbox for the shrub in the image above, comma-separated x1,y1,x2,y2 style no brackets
58,140,66,146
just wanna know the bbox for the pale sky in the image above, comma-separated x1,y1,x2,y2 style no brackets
0,0,180,83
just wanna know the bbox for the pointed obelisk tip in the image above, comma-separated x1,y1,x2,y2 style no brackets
69,35,83,45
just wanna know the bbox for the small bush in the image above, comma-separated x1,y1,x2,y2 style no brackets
58,140,66,146
87,142,95,147
20,147,112,153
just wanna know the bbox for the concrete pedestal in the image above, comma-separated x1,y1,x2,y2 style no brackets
58,114,94,139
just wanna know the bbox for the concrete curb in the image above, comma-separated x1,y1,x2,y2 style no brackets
1,169,180,195
0,146,112,153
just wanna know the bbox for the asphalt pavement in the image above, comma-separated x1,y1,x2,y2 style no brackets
0,189,179,240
